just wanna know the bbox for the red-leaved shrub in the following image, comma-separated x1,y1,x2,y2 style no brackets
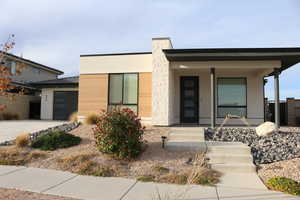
93,107,145,159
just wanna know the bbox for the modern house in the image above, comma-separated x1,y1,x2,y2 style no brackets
78,37,300,128
0,52,64,119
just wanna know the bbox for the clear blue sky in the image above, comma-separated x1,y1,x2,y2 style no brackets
1,0,300,100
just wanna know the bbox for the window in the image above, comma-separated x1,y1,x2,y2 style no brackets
108,73,138,113
11,61,16,75
217,78,247,118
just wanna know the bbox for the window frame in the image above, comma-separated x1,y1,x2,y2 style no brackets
216,77,247,118
108,73,139,113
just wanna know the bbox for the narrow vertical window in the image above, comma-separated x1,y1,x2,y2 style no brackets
217,78,247,118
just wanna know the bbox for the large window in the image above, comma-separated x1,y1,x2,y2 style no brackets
108,73,138,113
217,78,247,118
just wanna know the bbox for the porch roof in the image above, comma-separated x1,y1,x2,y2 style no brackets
163,47,300,76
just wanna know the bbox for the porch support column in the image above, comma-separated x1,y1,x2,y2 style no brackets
210,68,216,129
274,69,280,130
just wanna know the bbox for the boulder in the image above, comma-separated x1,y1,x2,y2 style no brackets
256,122,276,137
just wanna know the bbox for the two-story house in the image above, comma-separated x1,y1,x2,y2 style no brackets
0,52,63,119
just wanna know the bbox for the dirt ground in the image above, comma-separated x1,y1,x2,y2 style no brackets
0,188,78,200
0,125,200,180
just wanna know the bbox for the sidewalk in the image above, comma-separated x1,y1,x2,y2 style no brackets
0,166,299,200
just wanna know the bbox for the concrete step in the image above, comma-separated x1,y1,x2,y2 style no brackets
169,135,203,141
210,163,256,173
207,153,253,164
165,141,206,152
170,127,204,131
207,145,251,154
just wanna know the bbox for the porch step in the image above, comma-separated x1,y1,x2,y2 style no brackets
165,141,206,152
165,127,205,152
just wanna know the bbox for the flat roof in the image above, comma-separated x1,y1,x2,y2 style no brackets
80,52,152,57
163,47,300,75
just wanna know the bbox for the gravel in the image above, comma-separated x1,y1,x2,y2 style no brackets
205,127,300,164
0,188,78,200
258,158,300,183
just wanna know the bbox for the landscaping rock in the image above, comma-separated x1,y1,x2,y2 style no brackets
256,122,276,137
0,122,80,146
205,128,300,165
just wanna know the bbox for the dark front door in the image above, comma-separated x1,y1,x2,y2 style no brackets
53,91,78,120
180,77,199,123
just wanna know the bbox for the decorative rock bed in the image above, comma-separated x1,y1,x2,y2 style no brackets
0,122,80,146
205,128,300,165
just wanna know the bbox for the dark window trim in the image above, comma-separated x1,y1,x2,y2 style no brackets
217,77,247,118
108,73,139,114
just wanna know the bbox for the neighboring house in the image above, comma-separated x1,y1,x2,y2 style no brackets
31,77,79,120
78,37,300,127
0,52,63,119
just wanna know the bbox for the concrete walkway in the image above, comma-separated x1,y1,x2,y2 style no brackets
166,127,270,190
0,120,67,143
0,166,299,200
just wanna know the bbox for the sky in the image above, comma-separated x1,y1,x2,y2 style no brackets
1,0,300,100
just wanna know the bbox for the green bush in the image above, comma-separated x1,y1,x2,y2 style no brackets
31,131,81,151
93,107,145,159
266,177,300,196
137,175,155,182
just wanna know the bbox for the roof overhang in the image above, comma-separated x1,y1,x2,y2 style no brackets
163,48,300,76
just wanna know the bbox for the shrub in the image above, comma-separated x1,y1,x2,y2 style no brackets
15,134,30,148
69,112,78,122
92,167,115,177
188,168,221,186
266,177,300,196
137,175,155,182
31,131,81,151
1,112,19,120
152,165,169,174
85,112,100,125
161,173,189,185
93,107,145,159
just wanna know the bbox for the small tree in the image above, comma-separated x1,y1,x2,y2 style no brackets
0,34,24,112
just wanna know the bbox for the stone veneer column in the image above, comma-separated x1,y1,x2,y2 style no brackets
152,38,173,126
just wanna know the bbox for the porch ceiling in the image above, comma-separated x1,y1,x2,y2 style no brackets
163,47,300,76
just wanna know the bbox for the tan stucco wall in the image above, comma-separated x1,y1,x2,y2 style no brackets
41,88,79,120
138,72,152,119
0,94,39,119
78,74,108,118
80,54,152,74
171,68,266,125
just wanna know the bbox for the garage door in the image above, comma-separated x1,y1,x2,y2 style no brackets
53,91,78,120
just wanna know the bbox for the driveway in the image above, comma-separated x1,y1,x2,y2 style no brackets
0,120,67,143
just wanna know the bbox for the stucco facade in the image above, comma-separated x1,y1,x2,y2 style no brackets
79,37,292,126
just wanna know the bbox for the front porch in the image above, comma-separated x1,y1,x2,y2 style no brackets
151,38,296,129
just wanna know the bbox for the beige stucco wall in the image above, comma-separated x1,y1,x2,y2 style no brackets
0,94,39,119
12,65,58,83
41,88,78,120
171,67,266,125
80,53,152,74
